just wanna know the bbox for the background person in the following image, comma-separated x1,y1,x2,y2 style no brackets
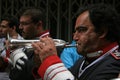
9,7,50,80
0,15,23,40
0,14,22,80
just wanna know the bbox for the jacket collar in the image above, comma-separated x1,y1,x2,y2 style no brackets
36,30,50,38
86,42,118,58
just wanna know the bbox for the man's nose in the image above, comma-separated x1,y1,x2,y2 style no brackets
19,24,23,29
73,32,79,41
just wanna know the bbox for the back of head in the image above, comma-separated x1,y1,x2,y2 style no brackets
77,3,120,46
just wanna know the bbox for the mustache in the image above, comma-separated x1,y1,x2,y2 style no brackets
19,29,24,36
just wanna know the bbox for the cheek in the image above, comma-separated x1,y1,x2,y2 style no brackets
83,33,98,49
28,25,35,31
24,26,31,33
78,33,96,48
27,26,36,35
79,35,89,44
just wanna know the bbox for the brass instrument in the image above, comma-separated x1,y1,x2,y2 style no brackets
8,39,77,48
4,34,77,67
8,39,77,67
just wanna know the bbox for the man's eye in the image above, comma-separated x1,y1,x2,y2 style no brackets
76,26,88,33
20,21,32,25
20,22,28,25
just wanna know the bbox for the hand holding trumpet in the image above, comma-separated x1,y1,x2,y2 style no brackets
32,37,58,62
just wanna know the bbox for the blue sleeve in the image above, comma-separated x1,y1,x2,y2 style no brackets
60,47,82,68
60,40,82,68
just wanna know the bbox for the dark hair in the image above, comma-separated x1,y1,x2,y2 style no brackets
1,15,20,34
21,7,46,29
77,3,120,45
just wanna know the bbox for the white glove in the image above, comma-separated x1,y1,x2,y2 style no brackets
10,48,28,70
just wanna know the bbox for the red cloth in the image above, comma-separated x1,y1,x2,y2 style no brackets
38,55,62,79
36,30,50,38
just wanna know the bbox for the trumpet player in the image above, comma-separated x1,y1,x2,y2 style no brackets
9,8,50,80
32,3,120,80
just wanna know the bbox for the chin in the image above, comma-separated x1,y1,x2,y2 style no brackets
76,48,82,54
77,45,82,51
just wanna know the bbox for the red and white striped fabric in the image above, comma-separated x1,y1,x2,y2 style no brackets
38,55,74,80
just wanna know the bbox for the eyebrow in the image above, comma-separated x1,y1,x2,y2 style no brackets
75,25,88,31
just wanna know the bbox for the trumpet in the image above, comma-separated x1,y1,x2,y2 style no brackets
8,39,77,48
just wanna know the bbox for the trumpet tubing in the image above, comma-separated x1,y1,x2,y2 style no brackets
9,39,77,48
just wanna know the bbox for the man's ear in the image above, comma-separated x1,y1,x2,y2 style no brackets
37,21,42,27
36,21,43,30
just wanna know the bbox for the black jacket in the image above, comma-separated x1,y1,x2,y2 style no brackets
9,48,35,80
69,53,120,80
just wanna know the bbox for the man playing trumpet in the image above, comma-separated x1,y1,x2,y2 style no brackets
9,8,50,80
32,3,120,80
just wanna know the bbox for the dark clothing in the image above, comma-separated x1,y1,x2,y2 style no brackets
9,50,35,80
69,53,120,80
